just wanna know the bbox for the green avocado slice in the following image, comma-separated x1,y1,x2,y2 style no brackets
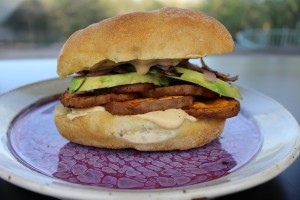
69,77,85,93
69,67,242,99
170,67,242,99
69,72,169,93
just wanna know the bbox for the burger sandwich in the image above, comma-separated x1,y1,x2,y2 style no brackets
54,7,241,151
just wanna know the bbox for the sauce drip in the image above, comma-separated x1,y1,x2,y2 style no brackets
137,109,196,129
130,59,182,74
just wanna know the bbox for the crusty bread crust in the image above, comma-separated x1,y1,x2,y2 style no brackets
54,105,225,151
57,7,234,77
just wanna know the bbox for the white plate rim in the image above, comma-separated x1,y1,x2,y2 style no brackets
0,78,299,200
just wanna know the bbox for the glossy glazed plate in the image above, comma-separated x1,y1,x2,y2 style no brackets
0,78,299,200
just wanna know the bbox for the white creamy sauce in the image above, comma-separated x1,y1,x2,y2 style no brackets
95,59,182,74
57,104,196,130
54,104,69,115
58,105,106,120
137,109,197,129
129,59,182,74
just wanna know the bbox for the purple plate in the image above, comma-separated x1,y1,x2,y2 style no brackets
8,98,262,189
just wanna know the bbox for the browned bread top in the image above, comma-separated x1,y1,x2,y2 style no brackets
57,7,234,77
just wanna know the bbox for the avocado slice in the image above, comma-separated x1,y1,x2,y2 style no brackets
69,77,85,93
70,72,169,93
170,67,242,99
69,67,241,99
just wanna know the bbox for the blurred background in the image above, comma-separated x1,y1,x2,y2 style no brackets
0,0,300,121
1,0,299,56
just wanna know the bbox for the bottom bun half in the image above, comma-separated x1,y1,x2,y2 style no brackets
54,104,225,151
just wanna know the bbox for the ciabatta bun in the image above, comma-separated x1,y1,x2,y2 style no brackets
57,7,234,77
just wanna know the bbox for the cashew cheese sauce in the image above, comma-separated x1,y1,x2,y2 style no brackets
130,59,182,74
94,59,182,74
57,105,197,129
137,109,197,129
55,105,105,120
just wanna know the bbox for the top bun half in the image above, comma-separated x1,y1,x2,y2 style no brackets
57,7,234,77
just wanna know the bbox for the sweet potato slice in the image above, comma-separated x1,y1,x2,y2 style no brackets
184,98,240,119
